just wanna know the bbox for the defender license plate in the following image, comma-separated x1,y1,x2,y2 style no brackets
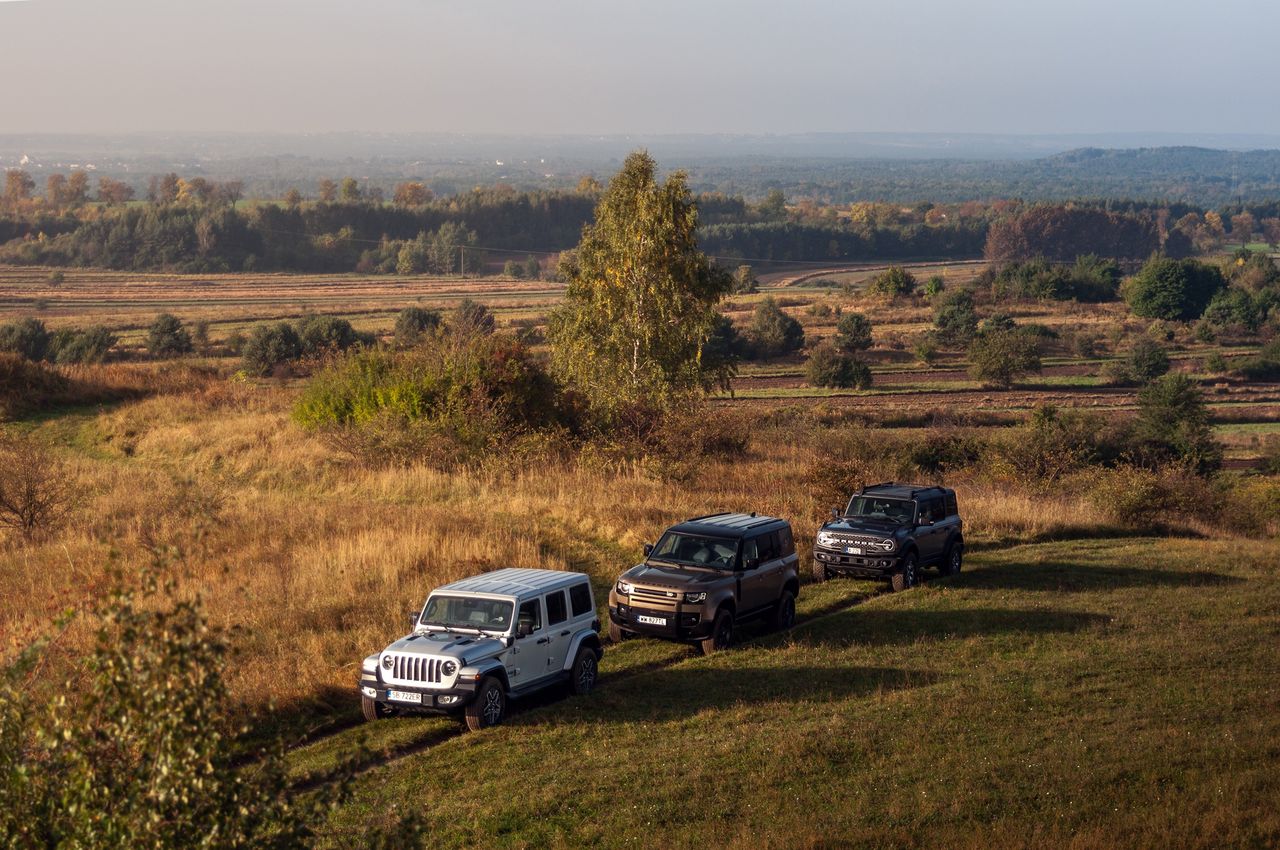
845,546,863,555
387,689,422,704
637,614,667,626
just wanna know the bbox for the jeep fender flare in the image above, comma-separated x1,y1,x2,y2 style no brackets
464,659,510,693
561,631,603,672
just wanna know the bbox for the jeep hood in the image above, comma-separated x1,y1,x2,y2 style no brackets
383,631,506,664
624,562,725,589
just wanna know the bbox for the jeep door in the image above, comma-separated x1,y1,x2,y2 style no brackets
510,598,553,687
541,589,574,675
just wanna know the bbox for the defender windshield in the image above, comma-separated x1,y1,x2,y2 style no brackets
650,533,739,570
844,496,914,524
420,595,514,632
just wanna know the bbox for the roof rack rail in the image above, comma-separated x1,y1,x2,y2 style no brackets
859,481,895,493
686,512,734,523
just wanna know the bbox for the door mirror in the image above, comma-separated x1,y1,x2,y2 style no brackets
742,557,761,571
830,507,840,519
643,543,653,557
917,517,933,527
408,611,420,630
516,621,534,639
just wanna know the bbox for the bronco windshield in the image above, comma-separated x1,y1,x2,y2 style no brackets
844,496,914,524
650,533,739,570
420,595,514,632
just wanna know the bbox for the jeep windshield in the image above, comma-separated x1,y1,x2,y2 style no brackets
844,496,914,524
648,532,739,570
420,595,514,633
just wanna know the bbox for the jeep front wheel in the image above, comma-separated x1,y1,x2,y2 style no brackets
771,590,796,631
361,694,393,722
811,561,830,583
464,677,506,732
570,647,599,696
890,553,918,593
699,610,734,655
941,544,963,577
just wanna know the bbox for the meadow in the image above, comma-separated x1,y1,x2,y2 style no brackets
1,258,1278,846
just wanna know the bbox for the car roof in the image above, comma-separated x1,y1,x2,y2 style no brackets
433,568,588,601
855,482,950,500
666,512,789,538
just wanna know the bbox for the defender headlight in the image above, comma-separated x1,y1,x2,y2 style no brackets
441,660,457,676
683,592,707,604
616,580,635,596
817,532,837,547
381,655,393,670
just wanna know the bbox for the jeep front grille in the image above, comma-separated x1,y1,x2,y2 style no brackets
388,654,444,685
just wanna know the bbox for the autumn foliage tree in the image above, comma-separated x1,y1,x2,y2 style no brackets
547,151,732,411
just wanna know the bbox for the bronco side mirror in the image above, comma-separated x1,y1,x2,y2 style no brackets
831,508,840,518
643,543,653,557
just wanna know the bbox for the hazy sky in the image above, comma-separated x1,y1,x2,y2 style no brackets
3,0,1278,135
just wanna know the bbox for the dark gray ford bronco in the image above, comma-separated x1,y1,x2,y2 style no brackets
811,483,963,591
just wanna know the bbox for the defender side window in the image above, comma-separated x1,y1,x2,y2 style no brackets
545,590,567,625
776,526,795,557
517,600,542,636
569,582,593,617
755,533,780,562
741,537,758,568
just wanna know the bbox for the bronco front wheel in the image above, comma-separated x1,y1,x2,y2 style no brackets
811,561,830,583
890,553,918,593
464,677,506,732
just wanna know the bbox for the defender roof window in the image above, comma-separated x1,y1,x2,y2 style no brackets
651,532,739,570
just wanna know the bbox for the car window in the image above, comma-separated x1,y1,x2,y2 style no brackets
945,493,958,517
755,532,780,562
421,595,513,632
652,532,738,569
517,599,541,635
845,496,913,523
545,590,567,625
741,537,758,565
777,525,795,556
919,498,943,523
569,582,593,617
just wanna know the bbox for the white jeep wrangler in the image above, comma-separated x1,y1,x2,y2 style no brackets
359,568,603,731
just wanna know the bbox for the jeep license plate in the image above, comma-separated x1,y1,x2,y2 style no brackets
637,614,667,626
387,689,422,704
845,546,863,555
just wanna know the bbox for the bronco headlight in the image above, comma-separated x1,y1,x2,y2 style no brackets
616,580,635,596
683,592,707,604
876,538,896,552
817,531,838,547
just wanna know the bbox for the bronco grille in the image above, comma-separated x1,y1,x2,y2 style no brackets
389,654,444,684
824,534,890,549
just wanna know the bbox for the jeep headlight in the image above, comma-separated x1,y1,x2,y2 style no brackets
817,531,837,547
616,580,635,596
381,655,393,670
441,660,457,677
876,538,896,552
683,592,707,604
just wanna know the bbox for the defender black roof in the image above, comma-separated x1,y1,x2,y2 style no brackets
854,482,952,500
666,512,789,538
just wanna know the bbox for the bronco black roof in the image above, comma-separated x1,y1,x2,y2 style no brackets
666,512,788,538
855,482,951,500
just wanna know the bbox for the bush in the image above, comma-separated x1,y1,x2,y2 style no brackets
452,298,495,336
0,318,50,361
933,290,978,346
1086,465,1214,529
0,433,73,540
746,296,804,359
296,314,360,355
700,315,747,392
914,334,940,365
967,328,1041,388
1130,373,1221,474
502,259,524,278
146,313,193,357
833,312,873,353
1123,257,1226,321
865,265,917,297
1128,337,1171,383
923,276,945,297
806,342,872,389
241,322,303,377
394,306,442,347
48,325,117,364
1232,338,1280,380
985,405,1114,487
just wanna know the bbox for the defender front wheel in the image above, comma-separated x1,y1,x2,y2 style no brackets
570,647,599,696
699,611,734,656
464,677,506,732
771,590,796,631
890,553,918,593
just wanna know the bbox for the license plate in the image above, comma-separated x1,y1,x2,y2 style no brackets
845,546,863,555
387,689,422,704
637,614,667,626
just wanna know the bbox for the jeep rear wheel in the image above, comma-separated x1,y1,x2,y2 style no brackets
570,647,599,696
811,561,830,583
941,544,963,577
771,590,796,631
464,677,506,732
699,610,734,655
890,553,918,593
361,694,394,722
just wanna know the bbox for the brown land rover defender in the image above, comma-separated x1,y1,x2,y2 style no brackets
607,513,800,654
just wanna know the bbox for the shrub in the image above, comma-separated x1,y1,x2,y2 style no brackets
1232,338,1280,380
732,265,758,294
1123,257,1226,321
985,405,1114,487
296,314,360,355
933,290,978,346
1130,373,1221,474
0,318,50,361
0,433,73,540
453,298,496,336
394,306,442,347
146,313,193,357
806,341,872,389
241,322,303,377
48,325,117,364
923,276,945,297
1128,337,1171,383
967,328,1041,388
1086,465,1214,529
502,259,524,278
865,265,916,297
833,312,873,353
807,302,833,318
47,270,65,285
746,296,804,360
914,334,940,366
522,255,542,280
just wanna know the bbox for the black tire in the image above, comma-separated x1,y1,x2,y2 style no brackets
361,694,393,722
570,647,599,696
811,561,830,583
464,676,506,732
890,553,918,593
699,610,734,656
607,620,629,643
941,543,963,577
771,590,797,631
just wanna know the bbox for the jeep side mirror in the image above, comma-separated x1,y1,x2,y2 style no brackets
516,622,533,639
408,611,419,630
643,543,653,557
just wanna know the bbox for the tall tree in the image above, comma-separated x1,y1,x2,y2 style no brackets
393,181,431,206
317,179,337,202
547,151,731,408
339,177,362,202
65,171,89,205
3,170,35,204
45,174,67,206
96,177,135,205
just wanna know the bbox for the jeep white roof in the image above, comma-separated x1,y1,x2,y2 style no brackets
432,568,588,602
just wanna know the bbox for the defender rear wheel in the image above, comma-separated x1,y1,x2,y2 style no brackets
771,590,796,631
890,553,918,593
699,610,734,656
570,647,599,696
464,677,506,732
608,620,630,643
811,561,830,583
941,544,963,577
361,694,393,722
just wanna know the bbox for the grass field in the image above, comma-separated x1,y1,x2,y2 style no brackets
1,259,1278,846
